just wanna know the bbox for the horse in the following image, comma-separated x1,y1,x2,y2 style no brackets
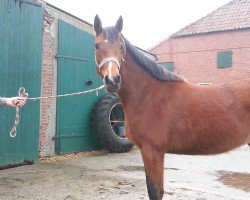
93,15,250,200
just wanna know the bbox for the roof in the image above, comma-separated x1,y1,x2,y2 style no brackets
171,0,250,37
44,1,154,56
44,1,92,27
136,46,158,61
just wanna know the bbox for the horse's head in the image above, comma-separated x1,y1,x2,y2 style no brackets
94,15,126,93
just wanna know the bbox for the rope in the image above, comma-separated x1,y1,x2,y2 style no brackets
10,85,105,138
26,85,105,101
10,87,29,138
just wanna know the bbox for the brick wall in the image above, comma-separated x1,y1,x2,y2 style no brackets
150,29,250,84
40,12,55,155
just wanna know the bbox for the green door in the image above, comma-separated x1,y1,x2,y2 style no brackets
56,20,104,154
0,0,43,167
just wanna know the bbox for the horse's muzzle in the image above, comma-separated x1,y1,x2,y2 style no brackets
104,75,121,93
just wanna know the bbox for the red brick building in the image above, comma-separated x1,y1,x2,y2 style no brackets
149,0,250,84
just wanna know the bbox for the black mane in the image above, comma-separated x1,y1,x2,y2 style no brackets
103,27,186,82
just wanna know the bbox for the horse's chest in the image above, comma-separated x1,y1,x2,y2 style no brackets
124,121,148,148
124,122,139,145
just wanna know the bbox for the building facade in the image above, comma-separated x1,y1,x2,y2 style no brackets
150,0,250,84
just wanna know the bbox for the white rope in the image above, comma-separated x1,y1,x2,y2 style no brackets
10,87,29,138
27,85,105,101
10,85,105,138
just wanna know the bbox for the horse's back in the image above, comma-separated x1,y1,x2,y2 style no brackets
227,79,250,110
163,79,250,155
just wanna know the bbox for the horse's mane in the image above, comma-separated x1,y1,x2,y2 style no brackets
103,27,186,82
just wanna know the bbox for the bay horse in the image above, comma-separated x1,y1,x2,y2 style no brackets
93,15,250,200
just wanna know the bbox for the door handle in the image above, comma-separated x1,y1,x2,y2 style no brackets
86,79,93,86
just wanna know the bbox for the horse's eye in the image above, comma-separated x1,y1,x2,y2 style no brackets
95,44,99,50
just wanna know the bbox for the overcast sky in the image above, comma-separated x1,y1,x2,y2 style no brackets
45,0,230,50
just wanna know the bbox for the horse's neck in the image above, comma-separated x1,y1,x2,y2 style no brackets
118,52,157,105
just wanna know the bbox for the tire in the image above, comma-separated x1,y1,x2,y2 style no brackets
92,93,134,152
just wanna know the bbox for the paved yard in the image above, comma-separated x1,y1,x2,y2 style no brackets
0,146,249,200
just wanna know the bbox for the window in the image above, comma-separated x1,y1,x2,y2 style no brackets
217,51,233,68
159,62,174,72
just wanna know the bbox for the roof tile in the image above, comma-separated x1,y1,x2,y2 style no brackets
172,0,250,37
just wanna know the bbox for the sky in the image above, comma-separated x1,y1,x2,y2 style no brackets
44,0,230,50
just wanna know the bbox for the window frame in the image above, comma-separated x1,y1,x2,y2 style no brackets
217,51,233,68
159,62,175,72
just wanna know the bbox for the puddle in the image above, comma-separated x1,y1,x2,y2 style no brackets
165,167,180,171
117,165,145,172
217,171,250,192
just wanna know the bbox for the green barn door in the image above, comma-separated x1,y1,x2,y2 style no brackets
56,20,104,154
0,0,43,167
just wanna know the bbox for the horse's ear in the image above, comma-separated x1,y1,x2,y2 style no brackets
94,14,103,36
115,16,123,33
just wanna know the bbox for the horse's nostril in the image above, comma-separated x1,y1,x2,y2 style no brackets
114,75,121,84
104,76,121,86
104,76,113,85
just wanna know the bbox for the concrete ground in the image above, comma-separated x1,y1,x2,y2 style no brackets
0,146,249,200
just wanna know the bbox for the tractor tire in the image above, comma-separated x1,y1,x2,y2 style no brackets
92,93,134,153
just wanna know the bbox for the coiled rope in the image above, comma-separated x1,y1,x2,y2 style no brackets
10,87,29,137
10,85,105,138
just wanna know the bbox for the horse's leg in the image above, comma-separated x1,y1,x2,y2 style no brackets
141,146,164,200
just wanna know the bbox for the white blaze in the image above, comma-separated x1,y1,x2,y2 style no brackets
108,61,114,82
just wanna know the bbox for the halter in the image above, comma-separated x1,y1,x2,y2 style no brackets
98,57,121,72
